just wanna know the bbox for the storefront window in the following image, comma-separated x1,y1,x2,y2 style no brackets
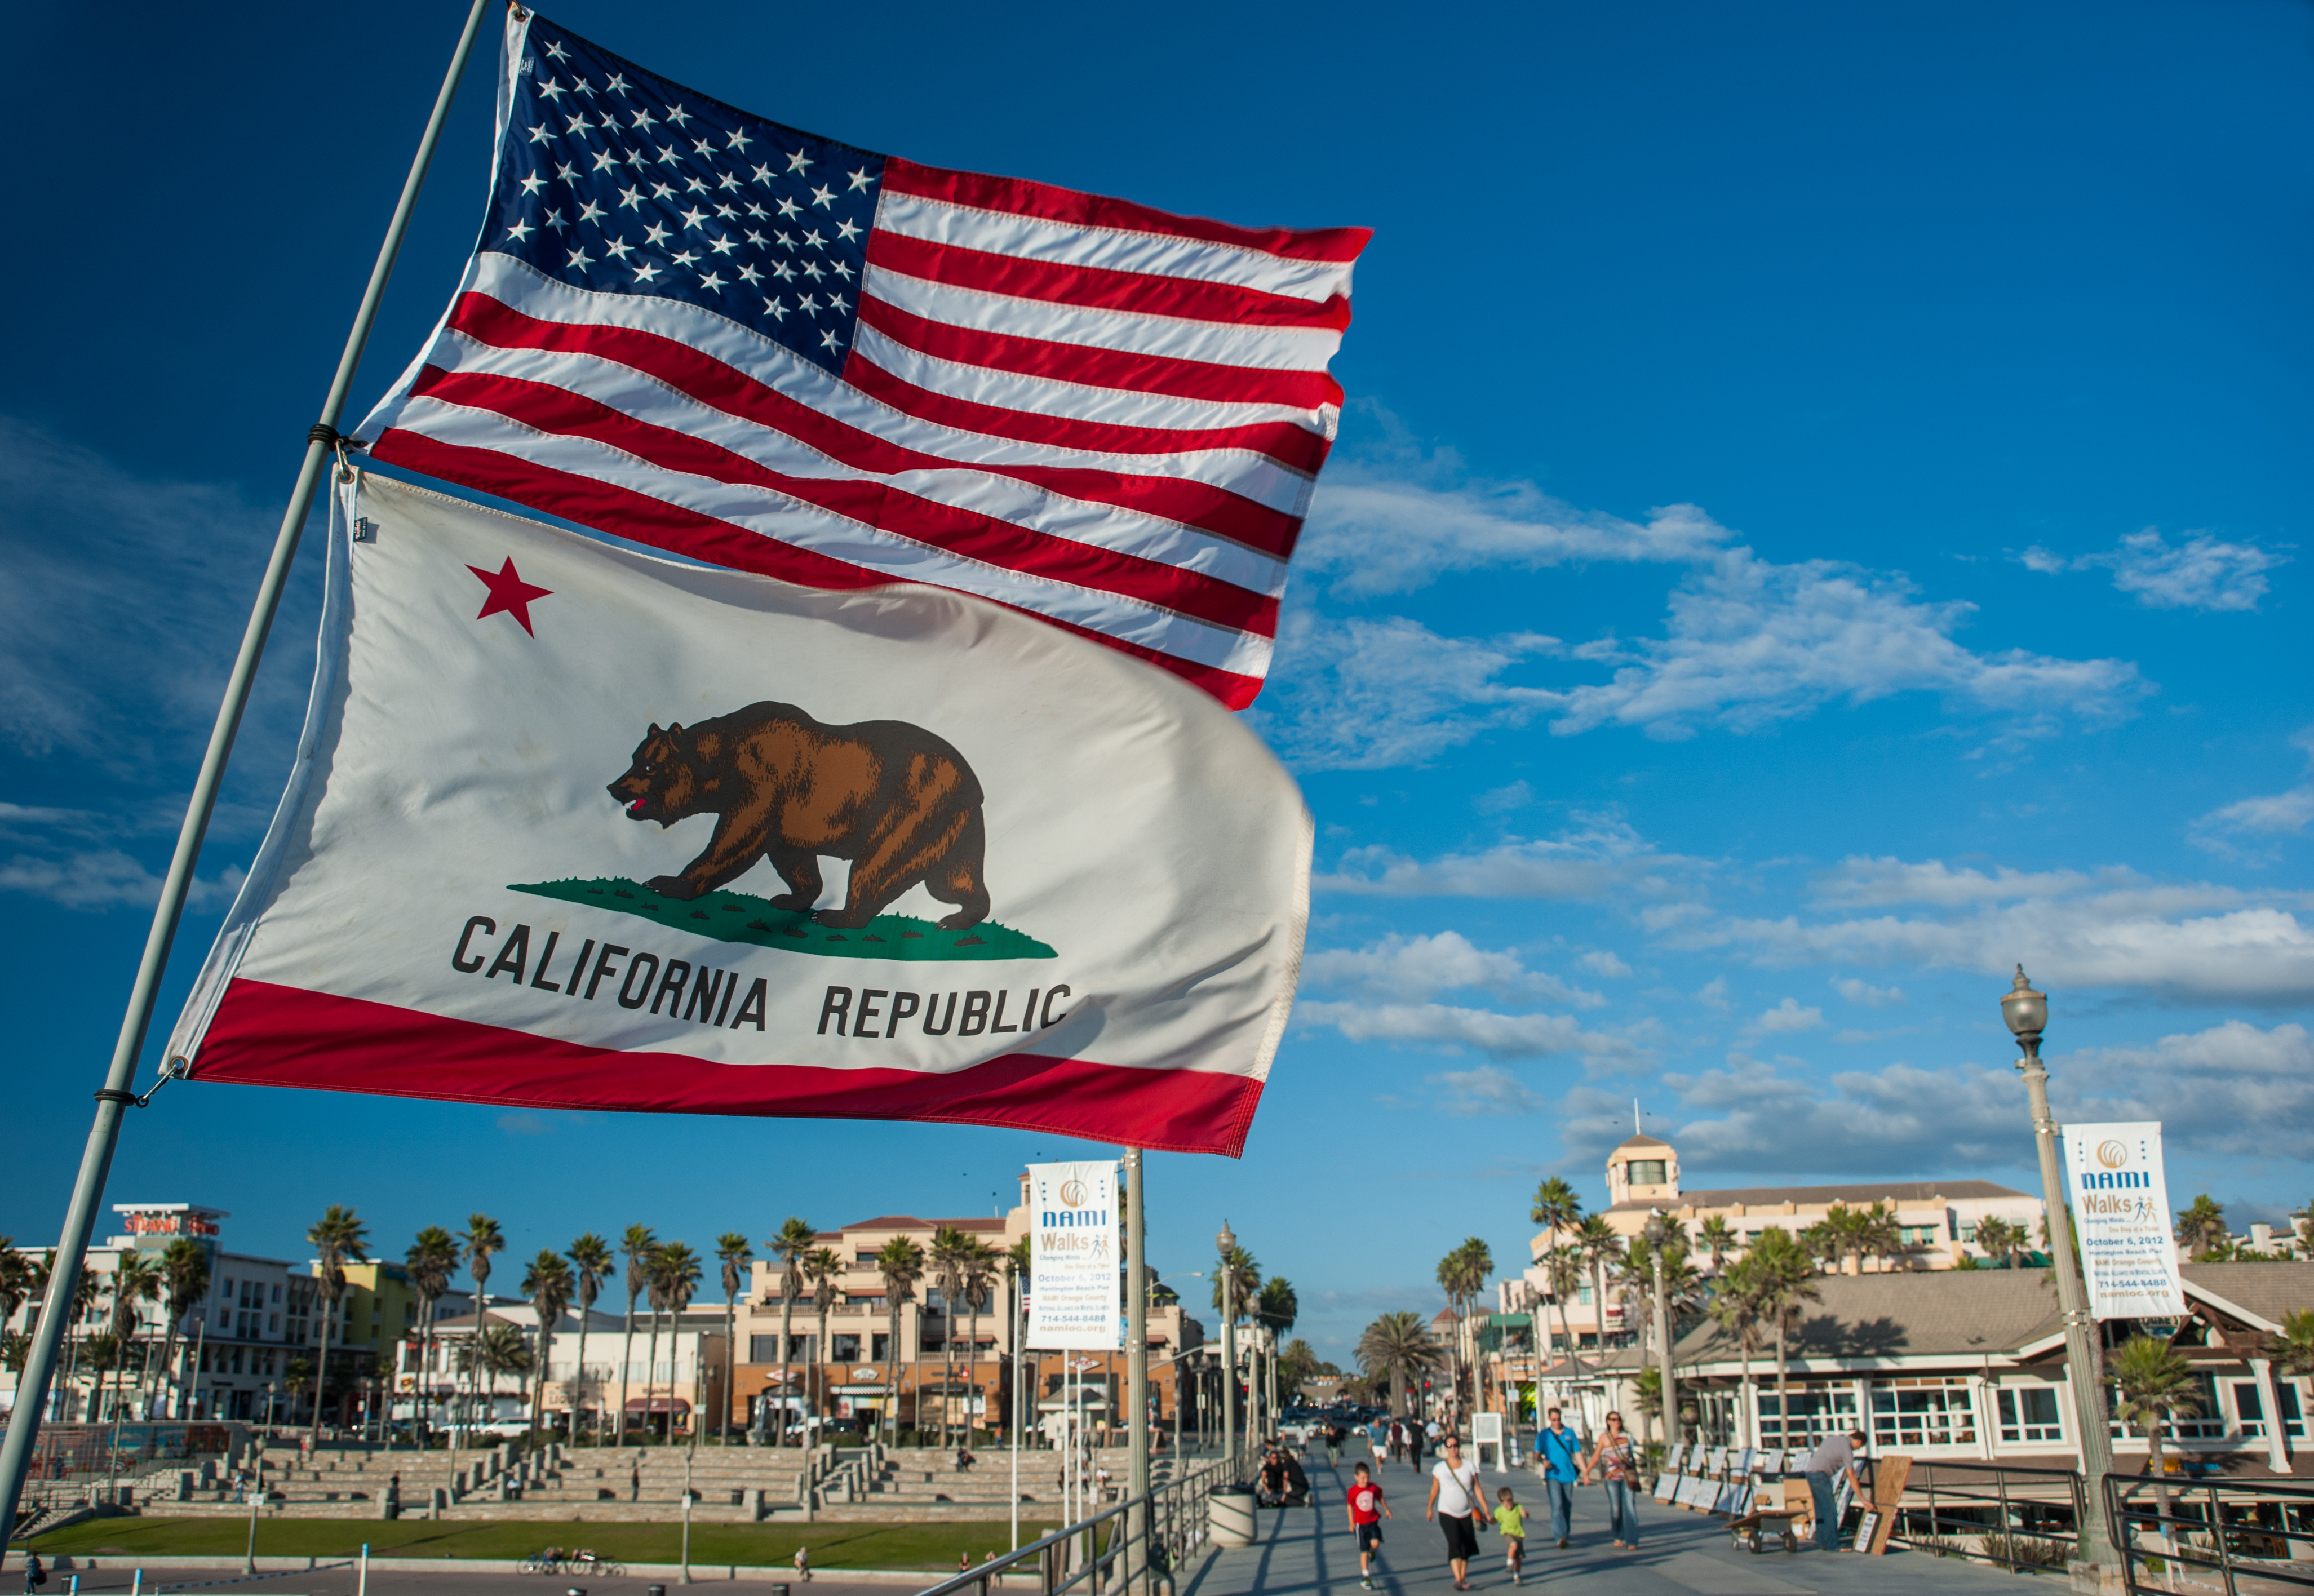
1872,1378,1978,1448
1996,1385,2063,1443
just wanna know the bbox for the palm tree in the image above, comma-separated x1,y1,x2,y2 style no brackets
1354,1311,1444,1417
466,1322,534,1421
1258,1277,1300,1431
961,1238,1001,1442
1708,1256,1767,1446
874,1236,926,1445
153,1239,210,1420
642,1241,697,1443
615,1225,657,1446
1528,1177,1588,1367
106,1253,162,1424
715,1233,754,1445
804,1246,842,1438
1434,1240,1488,1418
566,1234,614,1443
766,1218,818,1447
1210,1243,1261,1435
404,1226,459,1435
1697,1217,1740,1276
928,1226,976,1448
306,1205,371,1440
2175,1196,2229,1260
2290,1202,2314,1256
1972,1217,2027,1270
1575,1216,1621,1356
1004,1238,1031,1447
1540,1244,1586,1372
0,1242,30,1332
2272,1310,2314,1377
458,1215,504,1438
522,1249,573,1442
2111,1336,2202,1524
1748,1227,1820,1449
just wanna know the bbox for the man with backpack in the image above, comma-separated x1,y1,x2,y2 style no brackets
1533,1405,1583,1548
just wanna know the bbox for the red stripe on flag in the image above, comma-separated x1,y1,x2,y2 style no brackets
407,366,1284,636
367,428,1268,709
191,980,1265,1157
447,293,1307,557
880,157,1372,266
866,230,1352,332
856,295,1345,411
841,352,1332,475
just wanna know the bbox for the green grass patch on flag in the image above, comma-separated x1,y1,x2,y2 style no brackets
509,877,1057,961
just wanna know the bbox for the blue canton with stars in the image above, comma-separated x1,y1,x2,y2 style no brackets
487,18,883,375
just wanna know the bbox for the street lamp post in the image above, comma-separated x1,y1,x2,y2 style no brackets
1643,1213,1679,1451
2002,966,2118,1573
1216,1223,1237,1477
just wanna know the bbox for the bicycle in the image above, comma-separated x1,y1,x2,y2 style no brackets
569,1551,624,1578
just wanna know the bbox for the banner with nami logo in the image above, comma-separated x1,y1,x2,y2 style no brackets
1026,1160,1120,1350
2064,1121,2187,1320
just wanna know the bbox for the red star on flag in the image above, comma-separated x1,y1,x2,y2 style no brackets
467,557,553,636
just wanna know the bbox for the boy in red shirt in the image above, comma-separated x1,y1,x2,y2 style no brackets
1346,1461,1392,1590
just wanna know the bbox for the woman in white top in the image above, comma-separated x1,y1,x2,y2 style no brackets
1425,1435,1487,1591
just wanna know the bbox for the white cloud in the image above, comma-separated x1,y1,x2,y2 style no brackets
1475,780,1534,815
1815,855,2114,907
1626,1056,2029,1174
1696,977,1731,1011
2024,528,2286,613
2051,1021,2314,1155
2191,729,2314,863
1545,547,2145,741
0,848,243,912
1831,977,1904,1007
1675,859,2314,1005
1298,468,1730,598
1750,998,1823,1034
1428,1065,1549,1116
1579,950,1634,979
1316,812,1675,899
1294,1000,1644,1062
1256,610,1562,769
1300,930,1603,1008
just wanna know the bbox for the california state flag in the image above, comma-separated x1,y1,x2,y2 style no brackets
167,474,1307,1155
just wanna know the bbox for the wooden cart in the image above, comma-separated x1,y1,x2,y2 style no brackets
1727,1479,1806,1554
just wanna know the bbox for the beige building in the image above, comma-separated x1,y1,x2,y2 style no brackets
1508,1133,2046,1356
730,1185,1202,1440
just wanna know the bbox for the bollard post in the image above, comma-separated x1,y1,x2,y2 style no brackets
360,1542,369,1596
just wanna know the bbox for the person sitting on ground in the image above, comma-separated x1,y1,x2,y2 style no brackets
957,1553,972,1573
956,1444,976,1471
793,1545,813,1584
1279,1448,1311,1508
1258,1447,1288,1505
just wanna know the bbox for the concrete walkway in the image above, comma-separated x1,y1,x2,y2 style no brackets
1183,1451,2037,1596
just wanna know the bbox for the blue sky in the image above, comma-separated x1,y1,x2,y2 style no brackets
3,0,2309,1364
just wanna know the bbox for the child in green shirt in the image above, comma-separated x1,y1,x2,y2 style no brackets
1493,1488,1527,1585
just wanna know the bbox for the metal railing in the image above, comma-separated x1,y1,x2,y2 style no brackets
2105,1471,2314,1595
1883,1459,2086,1573
915,1453,1236,1596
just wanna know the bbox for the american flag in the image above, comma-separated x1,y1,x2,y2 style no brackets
360,11,1368,708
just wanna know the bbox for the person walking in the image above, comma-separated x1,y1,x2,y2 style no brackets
1802,1428,1868,1552
1533,1406,1581,1548
1370,1417,1390,1470
1578,1409,1640,1550
1492,1487,1528,1586
1406,1421,1425,1471
22,1552,47,1595
1389,1419,1406,1464
1425,1435,1487,1592
1347,1461,1392,1590
1327,1424,1342,1467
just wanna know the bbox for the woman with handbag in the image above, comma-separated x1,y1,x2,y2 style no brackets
1578,1409,1641,1550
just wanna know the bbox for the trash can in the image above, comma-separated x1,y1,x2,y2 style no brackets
1209,1484,1256,1548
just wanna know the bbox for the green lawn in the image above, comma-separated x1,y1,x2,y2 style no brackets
26,1518,1060,1569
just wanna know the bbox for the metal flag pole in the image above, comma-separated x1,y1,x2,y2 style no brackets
1124,1149,1149,1596
0,0,496,1559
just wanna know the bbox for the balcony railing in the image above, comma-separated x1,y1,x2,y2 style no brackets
2104,1470,2314,1595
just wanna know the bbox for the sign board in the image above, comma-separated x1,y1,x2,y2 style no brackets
1472,1410,1506,1469
1026,1160,1120,1350
2064,1121,2188,1319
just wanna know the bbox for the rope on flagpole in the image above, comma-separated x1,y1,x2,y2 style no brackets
0,0,498,1564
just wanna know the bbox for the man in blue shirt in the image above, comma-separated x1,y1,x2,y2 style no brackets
1533,1406,1582,1547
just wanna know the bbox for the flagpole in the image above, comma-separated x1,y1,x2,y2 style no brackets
0,0,496,1559
1123,1149,1149,1596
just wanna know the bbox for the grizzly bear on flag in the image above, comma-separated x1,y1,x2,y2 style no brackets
609,702,991,930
